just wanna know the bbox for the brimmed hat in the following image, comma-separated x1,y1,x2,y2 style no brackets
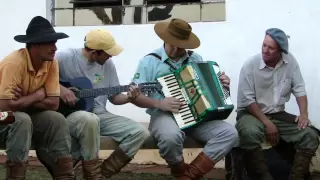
154,18,200,49
266,28,289,54
84,29,123,56
14,16,68,43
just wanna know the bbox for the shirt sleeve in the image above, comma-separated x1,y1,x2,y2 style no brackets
291,63,307,97
0,63,22,99
189,51,204,62
237,66,256,108
45,59,60,97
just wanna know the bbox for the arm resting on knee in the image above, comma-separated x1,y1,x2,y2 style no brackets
246,103,271,126
0,92,43,112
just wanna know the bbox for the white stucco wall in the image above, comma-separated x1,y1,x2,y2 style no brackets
1,0,320,129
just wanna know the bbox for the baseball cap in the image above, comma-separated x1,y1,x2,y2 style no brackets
84,29,123,56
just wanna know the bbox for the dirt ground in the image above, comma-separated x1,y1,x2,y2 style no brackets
0,165,224,180
0,155,225,179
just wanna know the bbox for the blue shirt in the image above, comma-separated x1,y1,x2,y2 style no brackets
132,46,204,115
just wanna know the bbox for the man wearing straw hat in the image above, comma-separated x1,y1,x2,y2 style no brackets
55,29,149,179
131,18,238,179
0,16,74,179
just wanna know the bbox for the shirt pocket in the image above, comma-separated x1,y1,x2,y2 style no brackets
280,78,292,97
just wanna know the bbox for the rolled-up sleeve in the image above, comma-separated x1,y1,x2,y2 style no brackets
291,64,306,97
237,67,256,108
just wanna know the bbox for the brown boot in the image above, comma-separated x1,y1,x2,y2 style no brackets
82,159,103,180
244,147,273,180
101,147,132,178
53,155,75,180
169,158,190,180
182,152,215,180
6,160,28,180
291,149,315,180
311,172,320,180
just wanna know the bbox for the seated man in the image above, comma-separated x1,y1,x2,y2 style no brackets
236,28,319,180
55,29,149,179
0,16,74,179
131,18,238,179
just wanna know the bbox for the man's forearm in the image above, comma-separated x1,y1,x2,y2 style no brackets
246,102,270,125
296,95,308,117
31,97,59,111
1,93,42,111
131,95,160,109
110,94,130,105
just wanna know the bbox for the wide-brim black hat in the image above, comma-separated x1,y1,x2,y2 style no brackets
14,16,69,43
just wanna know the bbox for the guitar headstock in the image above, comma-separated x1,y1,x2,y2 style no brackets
138,82,162,96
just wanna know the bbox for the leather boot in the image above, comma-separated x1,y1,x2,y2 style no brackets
6,160,28,180
290,149,315,180
169,158,190,180
53,155,75,180
182,152,215,180
82,159,103,180
244,147,273,180
101,147,132,178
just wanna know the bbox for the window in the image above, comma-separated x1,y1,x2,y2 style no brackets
50,0,226,26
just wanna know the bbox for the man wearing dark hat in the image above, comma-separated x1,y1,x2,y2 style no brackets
236,28,319,179
130,18,238,179
0,16,75,179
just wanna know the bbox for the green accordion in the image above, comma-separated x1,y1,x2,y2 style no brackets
156,61,234,130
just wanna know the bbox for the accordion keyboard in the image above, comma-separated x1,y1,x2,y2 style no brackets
157,74,197,128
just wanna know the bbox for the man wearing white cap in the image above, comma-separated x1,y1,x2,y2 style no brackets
55,29,149,179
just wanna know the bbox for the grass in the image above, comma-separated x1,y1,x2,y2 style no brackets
0,165,222,180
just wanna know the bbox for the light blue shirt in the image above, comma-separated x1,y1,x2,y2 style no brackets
132,46,204,115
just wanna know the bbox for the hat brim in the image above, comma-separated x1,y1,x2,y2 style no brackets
154,22,200,49
14,32,69,43
103,43,123,56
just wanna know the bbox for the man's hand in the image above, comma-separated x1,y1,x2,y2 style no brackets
219,72,230,89
127,84,140,101
34,88,47,102
157,97,183,113
11,84,23,100
295,115,311,130
264,120,279,146
60,86,78,107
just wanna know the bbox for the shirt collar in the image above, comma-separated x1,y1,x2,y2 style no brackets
23,48,48,76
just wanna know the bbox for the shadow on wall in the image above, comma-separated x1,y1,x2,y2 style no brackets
76,0,173,24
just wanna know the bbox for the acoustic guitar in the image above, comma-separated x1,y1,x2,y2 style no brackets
58,77,162,116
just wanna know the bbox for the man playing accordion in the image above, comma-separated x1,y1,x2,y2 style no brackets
130,18,238,179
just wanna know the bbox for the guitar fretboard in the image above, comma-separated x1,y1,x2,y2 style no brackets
76,85,131,98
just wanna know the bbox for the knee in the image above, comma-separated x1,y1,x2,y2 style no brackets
44,111,68,129
238,126,263,142
303,128,319,149
222,124,239,143
79,112,100,131
13,112,32,133
158,130,184,148
130,123,150,142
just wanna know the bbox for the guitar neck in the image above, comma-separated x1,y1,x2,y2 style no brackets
76,85,130,98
